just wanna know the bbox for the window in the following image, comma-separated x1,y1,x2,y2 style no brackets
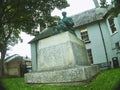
115,42,120,50
87,49,93,64
108,18,117,34
80,29,90,43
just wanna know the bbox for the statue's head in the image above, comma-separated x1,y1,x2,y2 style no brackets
62,11,67,17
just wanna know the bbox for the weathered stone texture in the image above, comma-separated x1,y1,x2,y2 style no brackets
25,65,99,84
37,32,90,71
25,32,99,84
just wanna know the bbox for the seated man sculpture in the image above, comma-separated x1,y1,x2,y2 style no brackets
55,11,75,34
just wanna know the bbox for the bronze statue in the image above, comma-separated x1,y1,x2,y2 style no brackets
33,12,75,40
54,11,75,34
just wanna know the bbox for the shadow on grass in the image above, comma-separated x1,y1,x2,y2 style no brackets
0,81,6,90
114,81,120,90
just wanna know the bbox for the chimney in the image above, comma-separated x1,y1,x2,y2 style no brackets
93,0,99,7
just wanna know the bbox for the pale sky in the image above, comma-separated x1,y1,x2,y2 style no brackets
7,0,111,58
51,0,95,17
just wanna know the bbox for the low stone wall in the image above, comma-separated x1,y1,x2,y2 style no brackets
25,65,99,84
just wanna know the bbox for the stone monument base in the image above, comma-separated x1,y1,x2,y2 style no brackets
25,65,99,84
25,32,100,84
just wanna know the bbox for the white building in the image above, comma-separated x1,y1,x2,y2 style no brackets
72,7,120,68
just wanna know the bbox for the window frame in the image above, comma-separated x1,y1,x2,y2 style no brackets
80,28,90,43
107,17,117,35
87,49,93,64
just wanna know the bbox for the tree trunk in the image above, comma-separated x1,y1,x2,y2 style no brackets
0,60,2,77
0,47,7,77
0,28,12,77
0,59,4,77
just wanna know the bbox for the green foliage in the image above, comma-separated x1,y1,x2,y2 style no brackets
0,0,69,60
0,0,69,32
1,68,120,90
100,0,120,17
100,0,108,8
110,0,120,17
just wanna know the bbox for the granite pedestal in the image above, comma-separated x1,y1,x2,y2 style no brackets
25,31,99,84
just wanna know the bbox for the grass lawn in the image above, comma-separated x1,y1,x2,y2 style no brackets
1,68,120,90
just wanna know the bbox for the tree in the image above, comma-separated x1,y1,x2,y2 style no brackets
100,0,108,8
100,0,120,17
0,0,69,76
109,0,120,17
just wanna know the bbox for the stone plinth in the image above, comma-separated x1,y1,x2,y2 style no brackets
37,31,90,71
25,31,99,84
25,65,99,84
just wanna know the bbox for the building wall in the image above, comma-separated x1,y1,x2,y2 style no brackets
5,56,31,77
99,20,114,64
75,20,114,65
5,59,22,76
87,22,107,64
108,16,120,65
31,43,37,71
